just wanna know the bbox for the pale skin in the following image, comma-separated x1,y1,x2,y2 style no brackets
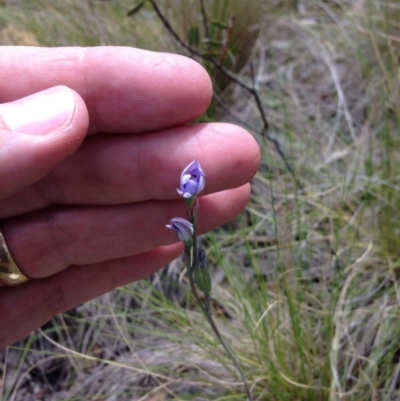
0,47,260,349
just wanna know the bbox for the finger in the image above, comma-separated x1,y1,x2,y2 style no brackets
0,47,212,134
0,123,260,217
0,243,182,348
3,185,250,279
0,86,89,199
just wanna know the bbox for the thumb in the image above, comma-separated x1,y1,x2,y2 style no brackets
0,86,89,199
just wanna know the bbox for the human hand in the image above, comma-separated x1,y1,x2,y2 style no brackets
0,47,260,348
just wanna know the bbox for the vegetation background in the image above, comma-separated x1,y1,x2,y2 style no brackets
1,0,400,400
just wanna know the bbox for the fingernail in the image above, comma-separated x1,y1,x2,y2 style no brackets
0,86,76,135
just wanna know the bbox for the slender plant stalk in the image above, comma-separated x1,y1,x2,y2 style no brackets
199,0,210,44
186,201,254,401
187,271,253,401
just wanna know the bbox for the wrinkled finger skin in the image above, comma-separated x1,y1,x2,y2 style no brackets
0,47,260,348
0,47,211,135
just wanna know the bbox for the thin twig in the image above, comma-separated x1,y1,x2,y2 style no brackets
148,0,252,92
148,0,301,189
212,89,257,132
248,63,302,189
248,63,268,132
199,0,210,44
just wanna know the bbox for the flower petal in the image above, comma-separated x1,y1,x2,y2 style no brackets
166,217,194,242
177,160,206,198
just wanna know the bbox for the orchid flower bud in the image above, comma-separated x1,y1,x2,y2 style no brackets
194,248,212,296
166,217,194,244
197,248,207,268
177,160,206,199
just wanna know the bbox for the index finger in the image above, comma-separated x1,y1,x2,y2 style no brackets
0,47,212,134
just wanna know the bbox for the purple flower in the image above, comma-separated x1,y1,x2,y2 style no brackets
177,160,206,198
166,217,194,242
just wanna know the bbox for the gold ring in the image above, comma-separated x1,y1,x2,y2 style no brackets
0,228,29,286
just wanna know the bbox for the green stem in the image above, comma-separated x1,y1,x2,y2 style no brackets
186,196,253,400
187,198,198,273
188,271,253,401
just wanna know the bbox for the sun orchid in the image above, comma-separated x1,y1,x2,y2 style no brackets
164,158,252,400
177,159,206,199
166,217,194,243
